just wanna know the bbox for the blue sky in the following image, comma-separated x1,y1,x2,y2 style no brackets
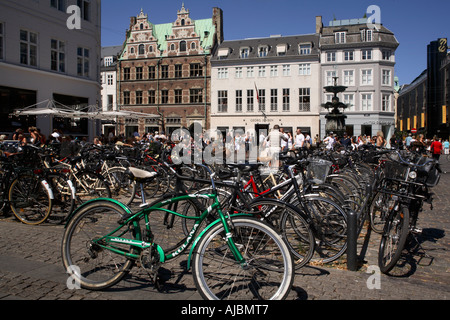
101,0,450,85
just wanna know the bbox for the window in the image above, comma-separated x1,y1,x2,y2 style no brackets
148,90,156,104
382,94,391,111
270,89,278,112
161,65,169,78
235,67,243,78
174,89,182,104
258,89,265,111
236,90,243,112
138,44,144,55
123,67,130,80
282,89,290,112
51,0,65,11
299,88,310,112
382,50,392,60
191,42,196,50
361,29,373,42
123,91,130,105
190,63,202,77
180,41,186,52
361,93,372,111
326,52,336,62
335,32,346,44
218,91,228,112
343,93,354,111
20,30,38,66
148,66,155,79
0,22,3,60
190,88,203,103
343,70,354,86
258,66,266,77
362,49,372,60
282,65,290,76
344,50,354,61
325,70,336,86
161,90,169,104
218,68,228,79
175,64,182,78
107,74,113,85
77,0,90,21
51,39,65,72
361,69,373,85
298,63,311,75
247,90,254,112
77,47,89,76
135,66,143,80
270,65,278,77
240,48,249,59
136,91,143,104
246,67,254,78
299,44,311,55
382,69,391,85
258,46,268,57
107,95,113,111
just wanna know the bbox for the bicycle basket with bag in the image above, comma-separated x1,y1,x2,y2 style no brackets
306,159,332,184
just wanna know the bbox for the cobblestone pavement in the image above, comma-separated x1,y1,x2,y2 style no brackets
0,160,449,302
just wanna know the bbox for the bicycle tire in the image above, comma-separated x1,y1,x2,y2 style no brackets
378,204,410,274
192,216,294,300
61,200,136,290
46,173,75,224
247,198,315,269
106,166,135,204
9,172,53,225
369,191,395,234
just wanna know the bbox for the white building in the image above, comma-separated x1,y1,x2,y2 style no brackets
0,0,101,140
210,34,321,140
318,16,399,139
100,45,122,136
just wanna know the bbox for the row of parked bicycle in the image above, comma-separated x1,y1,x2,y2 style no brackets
0,139,442,299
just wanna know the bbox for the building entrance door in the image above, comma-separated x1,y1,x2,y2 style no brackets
255,124,269,146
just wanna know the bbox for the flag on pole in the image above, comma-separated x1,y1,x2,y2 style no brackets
254,82,260,103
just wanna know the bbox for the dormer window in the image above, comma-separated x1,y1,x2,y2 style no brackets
240,47,249,59
276,44,287,56
335,32,346,43
218,48,230,60
299,44,311,55
361,29,373,42
258,46,268,57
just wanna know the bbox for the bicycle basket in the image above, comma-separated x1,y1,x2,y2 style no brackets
383,160,408,180
306,159,332,184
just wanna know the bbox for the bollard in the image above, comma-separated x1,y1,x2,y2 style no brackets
347,210,358,271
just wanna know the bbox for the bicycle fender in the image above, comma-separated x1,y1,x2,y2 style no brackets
64,198,133,227
41,179,54,200
186,213,252,270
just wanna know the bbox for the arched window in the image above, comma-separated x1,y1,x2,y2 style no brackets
140,23,144,30
181,19,185,26
180,41,186,52
138,44,145,55
191,42,196,50
170,44,175,51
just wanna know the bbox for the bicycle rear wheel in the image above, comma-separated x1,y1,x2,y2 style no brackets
75,170,111,204
61,201,136,290
378,204,409,274
192,217,294,300
248,198,315,269
9,172,52,225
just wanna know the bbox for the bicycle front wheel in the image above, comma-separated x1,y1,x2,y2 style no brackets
9,173,52,225
61,200,136,290
378,204,410,274
192,217,294,300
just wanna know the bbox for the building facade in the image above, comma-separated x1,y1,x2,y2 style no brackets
0,0,101,139
397,38,449,139
318,16,399,140
117,6,223,138
210,34,321,140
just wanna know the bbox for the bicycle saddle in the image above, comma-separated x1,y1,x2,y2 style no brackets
128,167,157,182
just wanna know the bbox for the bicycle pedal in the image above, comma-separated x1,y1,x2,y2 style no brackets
412,227,423,234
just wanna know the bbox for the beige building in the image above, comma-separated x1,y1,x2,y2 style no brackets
0,0,101,140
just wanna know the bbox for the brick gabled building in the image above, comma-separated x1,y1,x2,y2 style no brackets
117,5,223,137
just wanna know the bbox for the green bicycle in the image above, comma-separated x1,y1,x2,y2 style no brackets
61,164,294,300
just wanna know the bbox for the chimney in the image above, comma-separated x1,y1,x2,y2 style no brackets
316,16,323,34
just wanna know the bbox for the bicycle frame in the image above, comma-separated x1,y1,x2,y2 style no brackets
74,193,248,270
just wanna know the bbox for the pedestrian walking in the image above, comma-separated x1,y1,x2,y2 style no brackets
430,136,443,161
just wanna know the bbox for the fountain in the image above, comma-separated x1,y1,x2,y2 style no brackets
323,76,348,137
